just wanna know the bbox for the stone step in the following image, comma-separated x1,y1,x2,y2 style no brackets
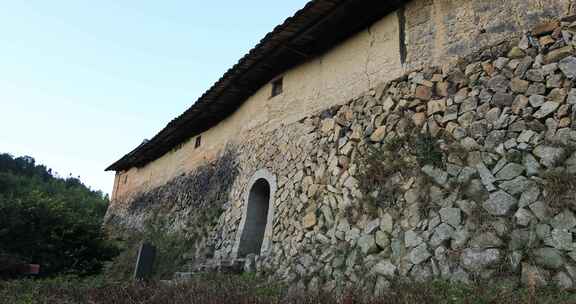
173,272,199,281
175,258,247,280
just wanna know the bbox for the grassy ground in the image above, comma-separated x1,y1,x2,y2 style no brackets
1,274,575,304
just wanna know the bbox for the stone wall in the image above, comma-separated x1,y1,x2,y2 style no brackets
106,6,576,294
219,19,576,292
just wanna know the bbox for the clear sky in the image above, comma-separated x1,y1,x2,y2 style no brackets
0,1,309,195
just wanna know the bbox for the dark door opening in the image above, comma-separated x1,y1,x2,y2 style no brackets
237,179,270,257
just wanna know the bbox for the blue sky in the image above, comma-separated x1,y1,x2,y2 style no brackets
0,1,309,195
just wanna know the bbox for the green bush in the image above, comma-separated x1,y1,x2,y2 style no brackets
0,192,118,277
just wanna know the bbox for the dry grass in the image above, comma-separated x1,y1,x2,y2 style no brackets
541,169,576,211
1,274,575,304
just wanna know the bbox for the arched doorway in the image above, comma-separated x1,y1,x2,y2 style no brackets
234,169,276,258
238,179,270,256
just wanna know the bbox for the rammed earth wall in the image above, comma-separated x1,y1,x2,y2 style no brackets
105,2,576,294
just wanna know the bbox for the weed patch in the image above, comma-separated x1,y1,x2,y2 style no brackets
356,123,452,217
104,220,194,282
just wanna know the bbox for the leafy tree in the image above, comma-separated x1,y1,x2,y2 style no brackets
0,153,118,277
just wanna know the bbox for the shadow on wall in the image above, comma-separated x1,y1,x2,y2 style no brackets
104,145,240,242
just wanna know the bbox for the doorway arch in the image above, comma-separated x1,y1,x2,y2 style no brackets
233,169,276,258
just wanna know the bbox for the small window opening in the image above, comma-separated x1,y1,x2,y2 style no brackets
271,77,283,98
173,142,183,152
195,136,202,149
123,175,128,184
